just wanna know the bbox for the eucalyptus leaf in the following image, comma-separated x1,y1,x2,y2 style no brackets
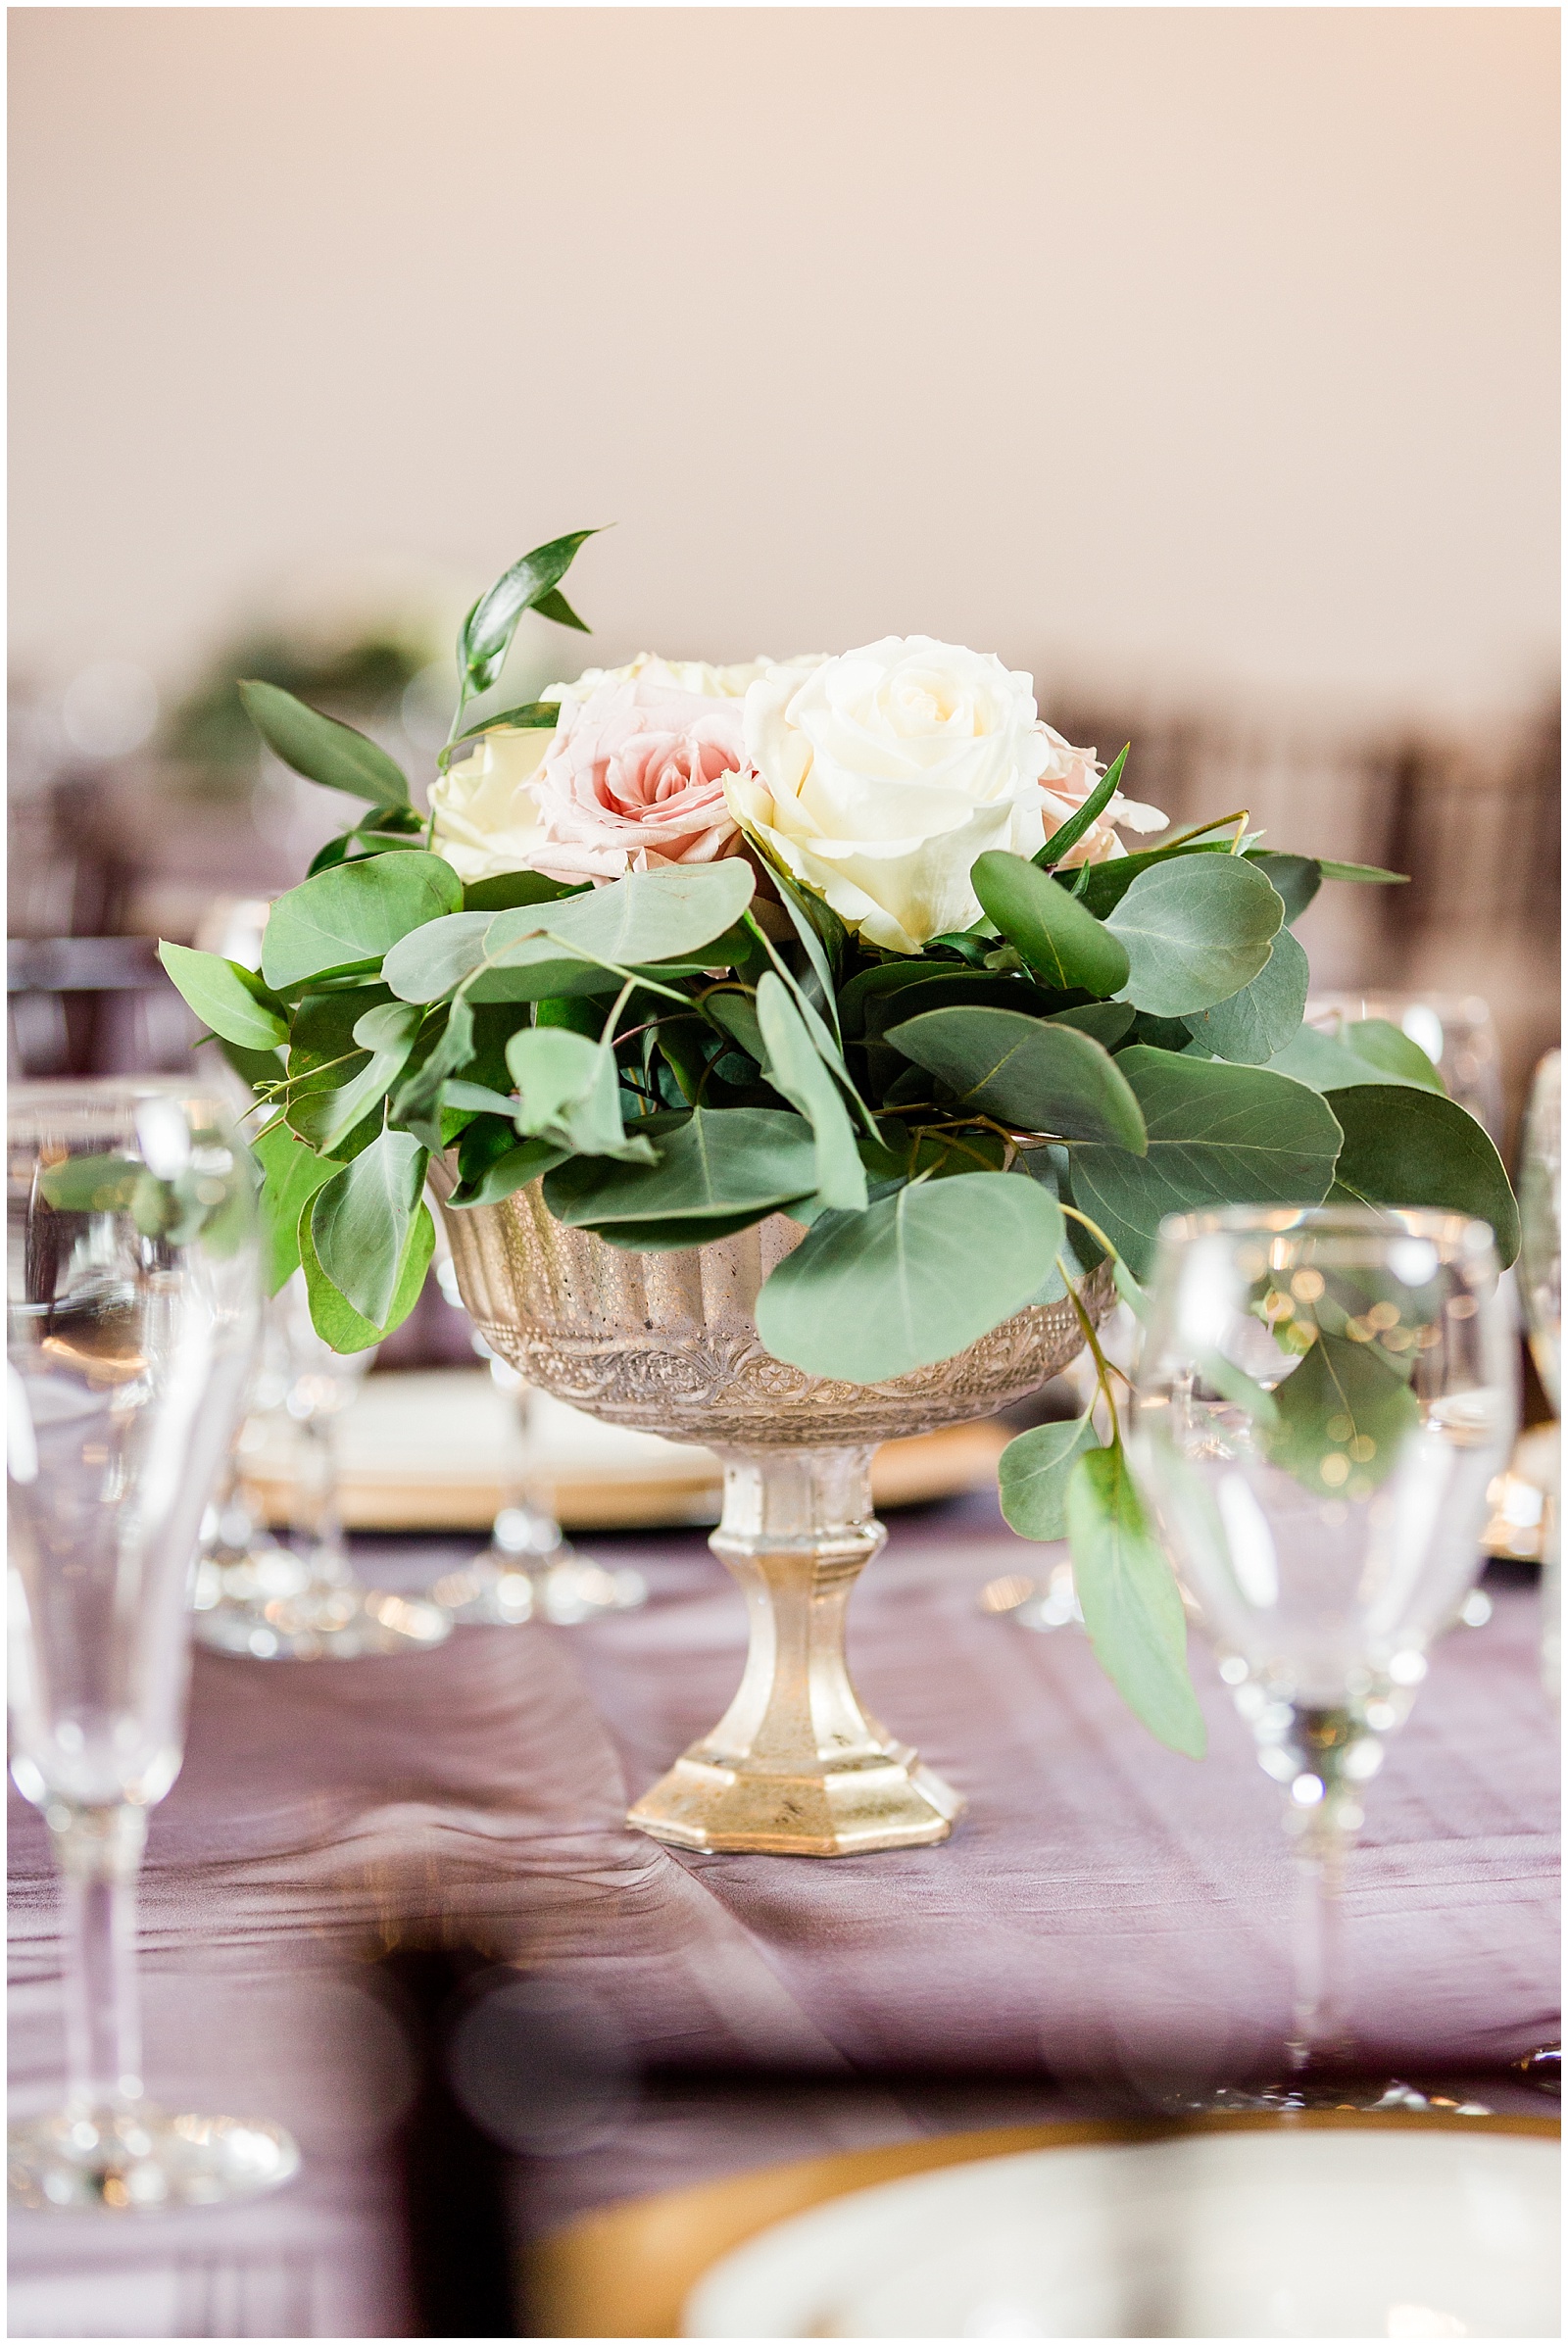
1065,1444,1206,1758
262,853,464,992
157,943,288,1050
256,1116,341,1292
972,853,1130,998
1316,859,1408,886
1046,1002,1137,1049
887,1006,1148,1150
706,992,767,1065
463,870,583,914
1247,853,1321,924
1067,1048,1344,1279
999,1410,1102,1541
754,974,867,1212
489,859,756,976
1182,927,1309,1065
573,1205,810,1254
390,993,476,1150
754,1171,1065,1384
1106,856,1283,1018
238,681,410,808
1262,1331,1419,1495
544,1106,816,1234
35,1154,141,1214
1033,746,1128,870
459,530,600,697
299,1198,435,1352
1337,1019,1446,1090
447,1124,566,1208
1325,1084,1520,1266
505,1027,657,1163
1266,1025,1430,1096
286,1000,423,1154
381,911,498,1002
310,1128,428,1328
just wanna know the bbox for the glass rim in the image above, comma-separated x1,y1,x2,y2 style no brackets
1154,1202,1499,1259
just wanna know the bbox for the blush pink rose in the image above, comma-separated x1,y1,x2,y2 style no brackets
530,678,748,882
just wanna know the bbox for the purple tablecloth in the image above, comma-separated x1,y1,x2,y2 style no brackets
9,1494,1559,2336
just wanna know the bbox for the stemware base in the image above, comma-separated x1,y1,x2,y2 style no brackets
1160,2078,1494,2118
9,2103,300,2211
193,1546,449,1660
427,1546,648,1627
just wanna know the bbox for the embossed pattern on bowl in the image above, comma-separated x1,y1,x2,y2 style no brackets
435,1172,1108,1448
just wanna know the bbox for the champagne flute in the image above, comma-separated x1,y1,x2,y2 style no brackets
7,1079,300,2207
1132,1204,1516,2101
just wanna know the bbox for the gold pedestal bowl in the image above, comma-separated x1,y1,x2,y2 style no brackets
436,1175,1103,1857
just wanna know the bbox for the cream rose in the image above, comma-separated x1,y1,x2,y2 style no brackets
726,636,1165,954
427,724,550,885
545,652,795,707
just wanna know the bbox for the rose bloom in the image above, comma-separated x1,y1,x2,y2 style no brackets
428,653,821,886
726,636,1166,954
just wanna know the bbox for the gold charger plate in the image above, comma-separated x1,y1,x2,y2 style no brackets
528,2109,1559,2339
239,1368,1012,1533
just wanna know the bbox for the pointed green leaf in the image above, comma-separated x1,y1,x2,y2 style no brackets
262,853,464,992
755,973,867,1212
310,1128,428,1328
157,941,288,1050
460,530,601,697
239,680,411,808
1183,928,1309,1065
544,1105,816,1235
999,1409,1102,1541
1068,1048,1344,1280
1034,746,1129,869
972,853,1131,997
286,1001,423,1155
1316,859,1408,886
1106,855,1283,1018
1066,1445,1206,1756
755,1171,1064,1384
299,1198,435,1353
1325,1083,1520,1266
504,1027,656,1163
887,1005,1148,1150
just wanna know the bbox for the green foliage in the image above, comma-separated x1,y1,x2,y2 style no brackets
1182,928,1309,1065
754,1172,1064,1383
457,530,600,704
1266,1021,1443,1096
1033,746,1128,869
288,1001,423,1154
971,852,1130,997
263,854,464,992
299,1199,435,1351
1105,855,1283,1017
1065,1444,1207,1758
544,1106,818,1248
1067,1048,1344,1279
1262,1332,1420,1497
446,1125,566,1208
998,1409,1101,1541
238,680,412,808
157,943,289,1050
1326,1083,1521,1265
755,974,868,1212
253,1119,342,1295
505,1027,657,1163
887,1005,1147,1149
311,1130,428,1327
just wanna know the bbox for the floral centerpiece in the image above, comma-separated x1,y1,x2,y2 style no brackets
161,532,1519,1756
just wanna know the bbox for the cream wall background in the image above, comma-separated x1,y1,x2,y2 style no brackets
9,6,1559,724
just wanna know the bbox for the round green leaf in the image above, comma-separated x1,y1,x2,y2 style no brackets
755,1171,1065,1384
887,1005,1148,1150
262,853,464,993
1183,928,1309,1065
999,1411,1102,1542
971,853,1130,998
1105,855,1283,1017
1326,1083,1520,1266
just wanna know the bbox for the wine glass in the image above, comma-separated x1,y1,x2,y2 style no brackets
1132,1204,1517,2101
191,1270,449,1658
7,1078,300,2207
1303,992,1503,1143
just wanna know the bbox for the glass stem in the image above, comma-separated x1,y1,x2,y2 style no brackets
52,1805,148,2117
1289,1812,1350,2073
291,1408,350,1587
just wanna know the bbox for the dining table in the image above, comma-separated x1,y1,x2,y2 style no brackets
8,1482,1559,2338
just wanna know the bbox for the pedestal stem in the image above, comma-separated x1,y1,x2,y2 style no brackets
627,1445,963,1857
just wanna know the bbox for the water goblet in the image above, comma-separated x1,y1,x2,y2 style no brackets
1132,1204,1517,2101
7,1078,300,2207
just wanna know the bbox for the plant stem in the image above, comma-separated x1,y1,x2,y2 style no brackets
1059,1258,1122,1437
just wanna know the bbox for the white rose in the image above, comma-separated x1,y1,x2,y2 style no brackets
545,652,819,707
427,725,550,884
729,636,1158,954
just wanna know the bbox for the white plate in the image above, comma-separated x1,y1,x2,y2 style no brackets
684,2125,1560,2338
